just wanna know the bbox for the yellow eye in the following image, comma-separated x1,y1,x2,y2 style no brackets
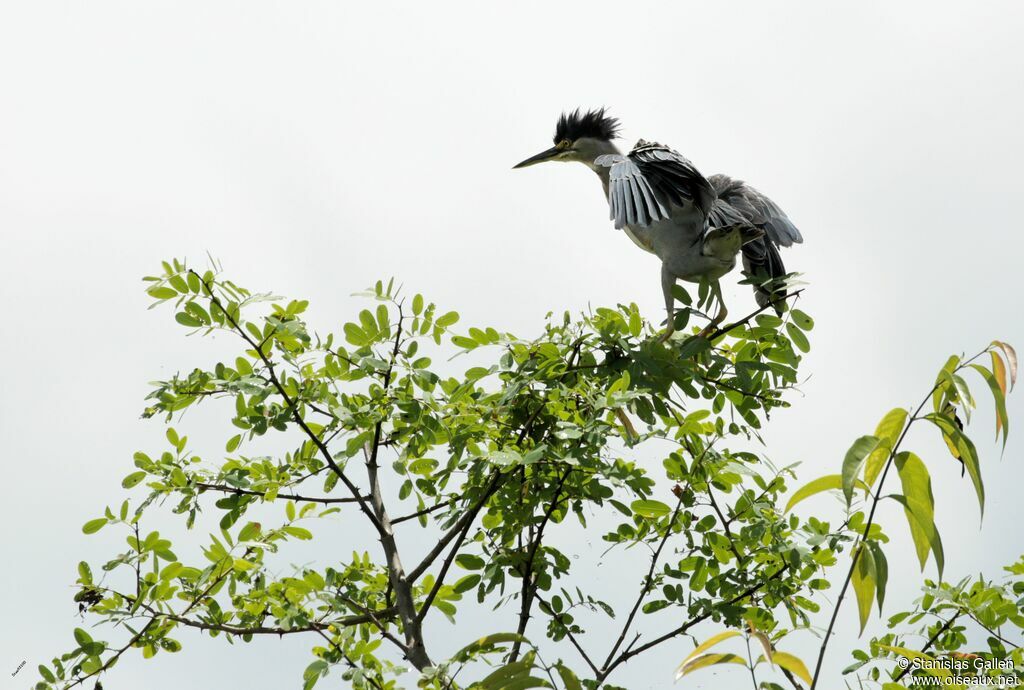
556,139,572,150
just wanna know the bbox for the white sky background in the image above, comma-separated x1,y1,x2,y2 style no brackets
2,1,1023,688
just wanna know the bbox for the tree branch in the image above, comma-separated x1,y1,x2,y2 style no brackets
191,270,384,536
508,470,571,663
601,495,684,670
196,482,365,505
597,566,789,686
893,613,960,682
808,349,987,689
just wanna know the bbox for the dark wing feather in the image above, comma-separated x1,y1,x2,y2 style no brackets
708,174,802,247
595,140,714,229
708,174,803,314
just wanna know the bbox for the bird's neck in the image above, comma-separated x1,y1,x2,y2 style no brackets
581,139,621,199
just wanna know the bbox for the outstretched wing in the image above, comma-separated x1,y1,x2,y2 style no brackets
708,174,803,314
595,140,715,229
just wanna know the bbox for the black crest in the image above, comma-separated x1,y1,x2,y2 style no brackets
553,108,620,144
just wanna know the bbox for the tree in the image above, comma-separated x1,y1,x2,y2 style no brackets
38,259,1018,690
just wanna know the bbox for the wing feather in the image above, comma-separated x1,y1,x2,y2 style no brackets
595,142,714,229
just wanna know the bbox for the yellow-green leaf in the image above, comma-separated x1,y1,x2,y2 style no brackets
676,630,742,677
555,664,582,690
864,408,909,486
851,544,876,635
674,653,746,680
771,651,813,686
631,499,671,518
784,474,869,513
893,451,944,576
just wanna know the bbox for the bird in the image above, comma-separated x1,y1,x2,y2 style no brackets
513,108,802,341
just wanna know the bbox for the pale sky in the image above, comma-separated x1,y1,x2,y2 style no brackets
2,2,1023,688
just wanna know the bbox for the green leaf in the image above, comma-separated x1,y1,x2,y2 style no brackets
175,312,202,328
791,309,814,331
232,557,256,572
630,499,671,518
238,521,261,542
479,658,532,688
78,561,92,583
851,544,876,635
453,574,481,593
147,286,177,300
455,554,485,570
283,525,313,540
343,323,367,346
786,323,810,353
842,436,880,506
925,413,984,516
73,627,93,645
303,659,328,683
121,471,147,489
785,474,869,513
867,541,888,613
82,518,108,535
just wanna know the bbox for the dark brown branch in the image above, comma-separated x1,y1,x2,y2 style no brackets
407,471,504,583
508,471,571,663
392,499,451,525
706,289,805,342
338,596,408,652
196,482,365,505
414,509,477,625
706,483,745,565
601,496,685,671
598,566,789,685
893,613,960,682
535,591,601,677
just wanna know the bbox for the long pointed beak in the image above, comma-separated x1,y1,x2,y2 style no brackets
513,145,561,169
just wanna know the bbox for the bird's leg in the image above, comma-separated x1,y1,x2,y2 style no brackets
657,265,677,343
696,281,728,339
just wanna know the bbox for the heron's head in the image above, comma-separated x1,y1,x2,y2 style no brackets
513,108,621,169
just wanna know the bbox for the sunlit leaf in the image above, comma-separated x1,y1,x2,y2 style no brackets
864,408,909,486
770,651,813,686
784,474,869,513
675,653,746,680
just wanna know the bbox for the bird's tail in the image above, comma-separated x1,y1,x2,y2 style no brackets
741,238,787,315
